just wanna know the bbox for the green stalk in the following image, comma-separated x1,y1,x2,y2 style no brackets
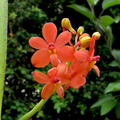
0,0,8,120
19,98,48,120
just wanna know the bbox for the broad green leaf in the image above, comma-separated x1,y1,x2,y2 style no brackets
115,101,120,119
109,60,120,68
105,82,120,93
99,15,115,27
101,99,117,115
67,4,94,20
102,0,120,10
112,49,120,62
91,94,115,108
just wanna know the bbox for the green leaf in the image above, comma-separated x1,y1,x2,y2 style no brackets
109,60,120,68
101,99,117,115
67,4,94,20
112,49,120,62
99,15,115,27
91,94,115,108
114,16,120,23
105,82,120,93
102,0,120,10
88,0,94,5
105,26,114,46
88,0,99,5
115,101,120,119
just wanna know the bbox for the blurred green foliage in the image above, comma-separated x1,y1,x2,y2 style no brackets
2,0,120,120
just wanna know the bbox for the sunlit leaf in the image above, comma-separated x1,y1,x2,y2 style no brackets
102,0,120,10
99,15,115,27
91,94,115,108
105,82,120,93
67,4,94,20
101,99,117,115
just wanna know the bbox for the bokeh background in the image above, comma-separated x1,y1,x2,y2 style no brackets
3,0,120,119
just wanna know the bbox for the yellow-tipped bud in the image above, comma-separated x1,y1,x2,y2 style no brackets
79,33,90,39
61,18,76,34
79,36,91,48
77,26,84,35
92,32,101,40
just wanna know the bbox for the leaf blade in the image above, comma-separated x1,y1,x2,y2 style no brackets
105,82,120,93
99,15,115,27
101,99,117,115
102,0,120,10
67,4,94,20
91,94,115,108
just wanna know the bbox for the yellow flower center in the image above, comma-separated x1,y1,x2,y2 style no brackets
48,43,56,54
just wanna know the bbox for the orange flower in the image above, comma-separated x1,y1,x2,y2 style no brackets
29,22,74,67
32,63,70,99
64,59,86,89
74,34,100,77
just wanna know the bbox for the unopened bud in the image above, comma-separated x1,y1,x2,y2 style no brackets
79,33,90,39
77,26,84,35
92,32,101,40
79,36,91,48
61,18,76,34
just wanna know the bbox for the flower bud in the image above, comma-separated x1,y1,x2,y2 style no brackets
79,35,91,48
92,32,101,40
79,33,90,39
61,18,76,34
77,26,84,35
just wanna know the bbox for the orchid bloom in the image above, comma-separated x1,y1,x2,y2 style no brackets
74,34,100,77
65,60,86,89
29,22,74,68
32,63,70,99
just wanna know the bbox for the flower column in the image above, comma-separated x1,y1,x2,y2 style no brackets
0,0,8,119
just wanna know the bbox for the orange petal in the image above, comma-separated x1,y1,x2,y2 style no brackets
47,68,58,78
50,54,60,67
42,23,57,44
55,84,64,99
89,35,96,56
59,76,70,85
69,59,82,72
32,71,50,84
41,82,54,99
56,46,75,62
57,63,68,76
74,50,89,62
55,31,72,47
93,65,100,77
29,37,48,49
31,49,50,67
70,75,86,89
76,62,89,75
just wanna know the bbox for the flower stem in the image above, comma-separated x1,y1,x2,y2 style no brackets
0,0,8,120
19,99,49,120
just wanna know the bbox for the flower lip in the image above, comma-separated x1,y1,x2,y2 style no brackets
52,77,60,83
48,43,55,50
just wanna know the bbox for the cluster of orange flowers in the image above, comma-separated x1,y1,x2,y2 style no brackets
29,18,100,99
